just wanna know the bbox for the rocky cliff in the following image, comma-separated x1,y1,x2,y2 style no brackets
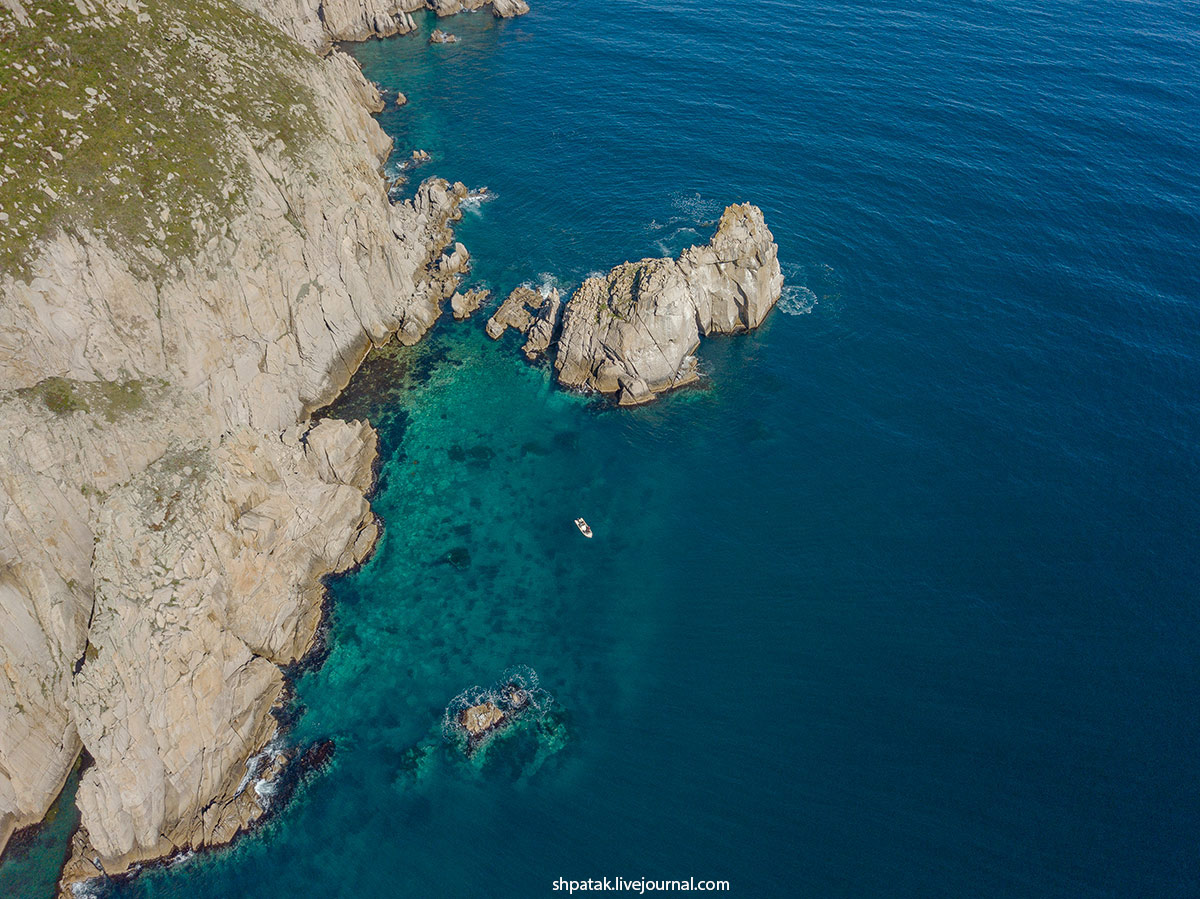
0,0,471,877
236,0,528,51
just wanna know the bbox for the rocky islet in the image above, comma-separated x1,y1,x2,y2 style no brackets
483,204,785,404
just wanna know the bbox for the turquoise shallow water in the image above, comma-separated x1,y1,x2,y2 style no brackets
8,0,1200,896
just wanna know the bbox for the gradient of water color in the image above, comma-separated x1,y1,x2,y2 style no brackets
7,1,1199,896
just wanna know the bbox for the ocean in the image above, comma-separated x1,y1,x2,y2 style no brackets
4,0,1199,896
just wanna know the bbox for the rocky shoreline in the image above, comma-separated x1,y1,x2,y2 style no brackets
0,0,783,894
0,0,524,891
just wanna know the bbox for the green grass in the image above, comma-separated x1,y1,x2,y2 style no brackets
32,376,87,414
0,0,323,279
15,375,162,419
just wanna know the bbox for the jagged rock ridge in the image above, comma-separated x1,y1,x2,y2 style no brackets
486,204,784,405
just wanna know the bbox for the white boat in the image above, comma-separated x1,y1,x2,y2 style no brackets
574,517,593,538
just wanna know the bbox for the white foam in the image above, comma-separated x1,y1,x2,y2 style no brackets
460,187,494,212
779,285,818,315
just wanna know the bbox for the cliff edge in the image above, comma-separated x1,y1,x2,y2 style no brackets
0,0,470,878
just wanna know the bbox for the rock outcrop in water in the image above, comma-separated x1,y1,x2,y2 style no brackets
478,205,781,404
485,286,562,360
482,206,781,404
0,0,467,880
451,286,491,320
555,204,783,404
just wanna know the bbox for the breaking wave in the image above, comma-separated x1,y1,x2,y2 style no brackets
461,186,495,212
779,284,818,315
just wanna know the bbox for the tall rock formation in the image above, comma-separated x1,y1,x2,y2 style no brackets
555,204,784,404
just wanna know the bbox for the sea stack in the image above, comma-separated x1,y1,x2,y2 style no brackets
555,203,783,404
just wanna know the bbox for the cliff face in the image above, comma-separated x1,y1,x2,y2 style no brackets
0,0,467,873
235,0,528,51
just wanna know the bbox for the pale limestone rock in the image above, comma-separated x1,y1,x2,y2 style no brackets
491,0,529,17
679,203,785,334
485,286,540,340
482,286,561,358
450,287,490,321
460,702,504,735
554,204,783,401
522,288,561,361
233,0,425,49
72,422,377,868
233,0,527,51
0,8,465,873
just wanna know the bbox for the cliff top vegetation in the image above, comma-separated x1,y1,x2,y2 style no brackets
0,0,323,279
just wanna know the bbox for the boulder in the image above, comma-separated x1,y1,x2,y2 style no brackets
491,0,530,17
395,91,408,107
460,702,504,736
521,288,561,361
439,241,470,276
485,286,540,339
429,28,458,43
484,286,562,358
451,287,491,321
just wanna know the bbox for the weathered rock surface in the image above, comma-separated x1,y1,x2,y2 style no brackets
234,0,529,52
451,287,491,321
555,204,783,403
73,423,378,868
522,288,562,361
0,0,467,877
460,702,504,735
490,0,530,17
485,286,562,360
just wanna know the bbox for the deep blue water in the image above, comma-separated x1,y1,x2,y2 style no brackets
12,0,1200,896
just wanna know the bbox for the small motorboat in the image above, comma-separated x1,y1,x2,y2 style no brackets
574,517,593,538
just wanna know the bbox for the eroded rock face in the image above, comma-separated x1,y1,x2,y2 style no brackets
485,286,562,361
460,702,504,736
555,204,783,404
72,423,378,867
0,3,464,874
451,287,491,321
234,0,528,50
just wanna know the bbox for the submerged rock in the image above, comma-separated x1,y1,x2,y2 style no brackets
555,203,783,402
444,546,471,569
443,666,553,756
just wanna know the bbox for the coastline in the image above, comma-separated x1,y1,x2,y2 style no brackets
0,2,522,892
